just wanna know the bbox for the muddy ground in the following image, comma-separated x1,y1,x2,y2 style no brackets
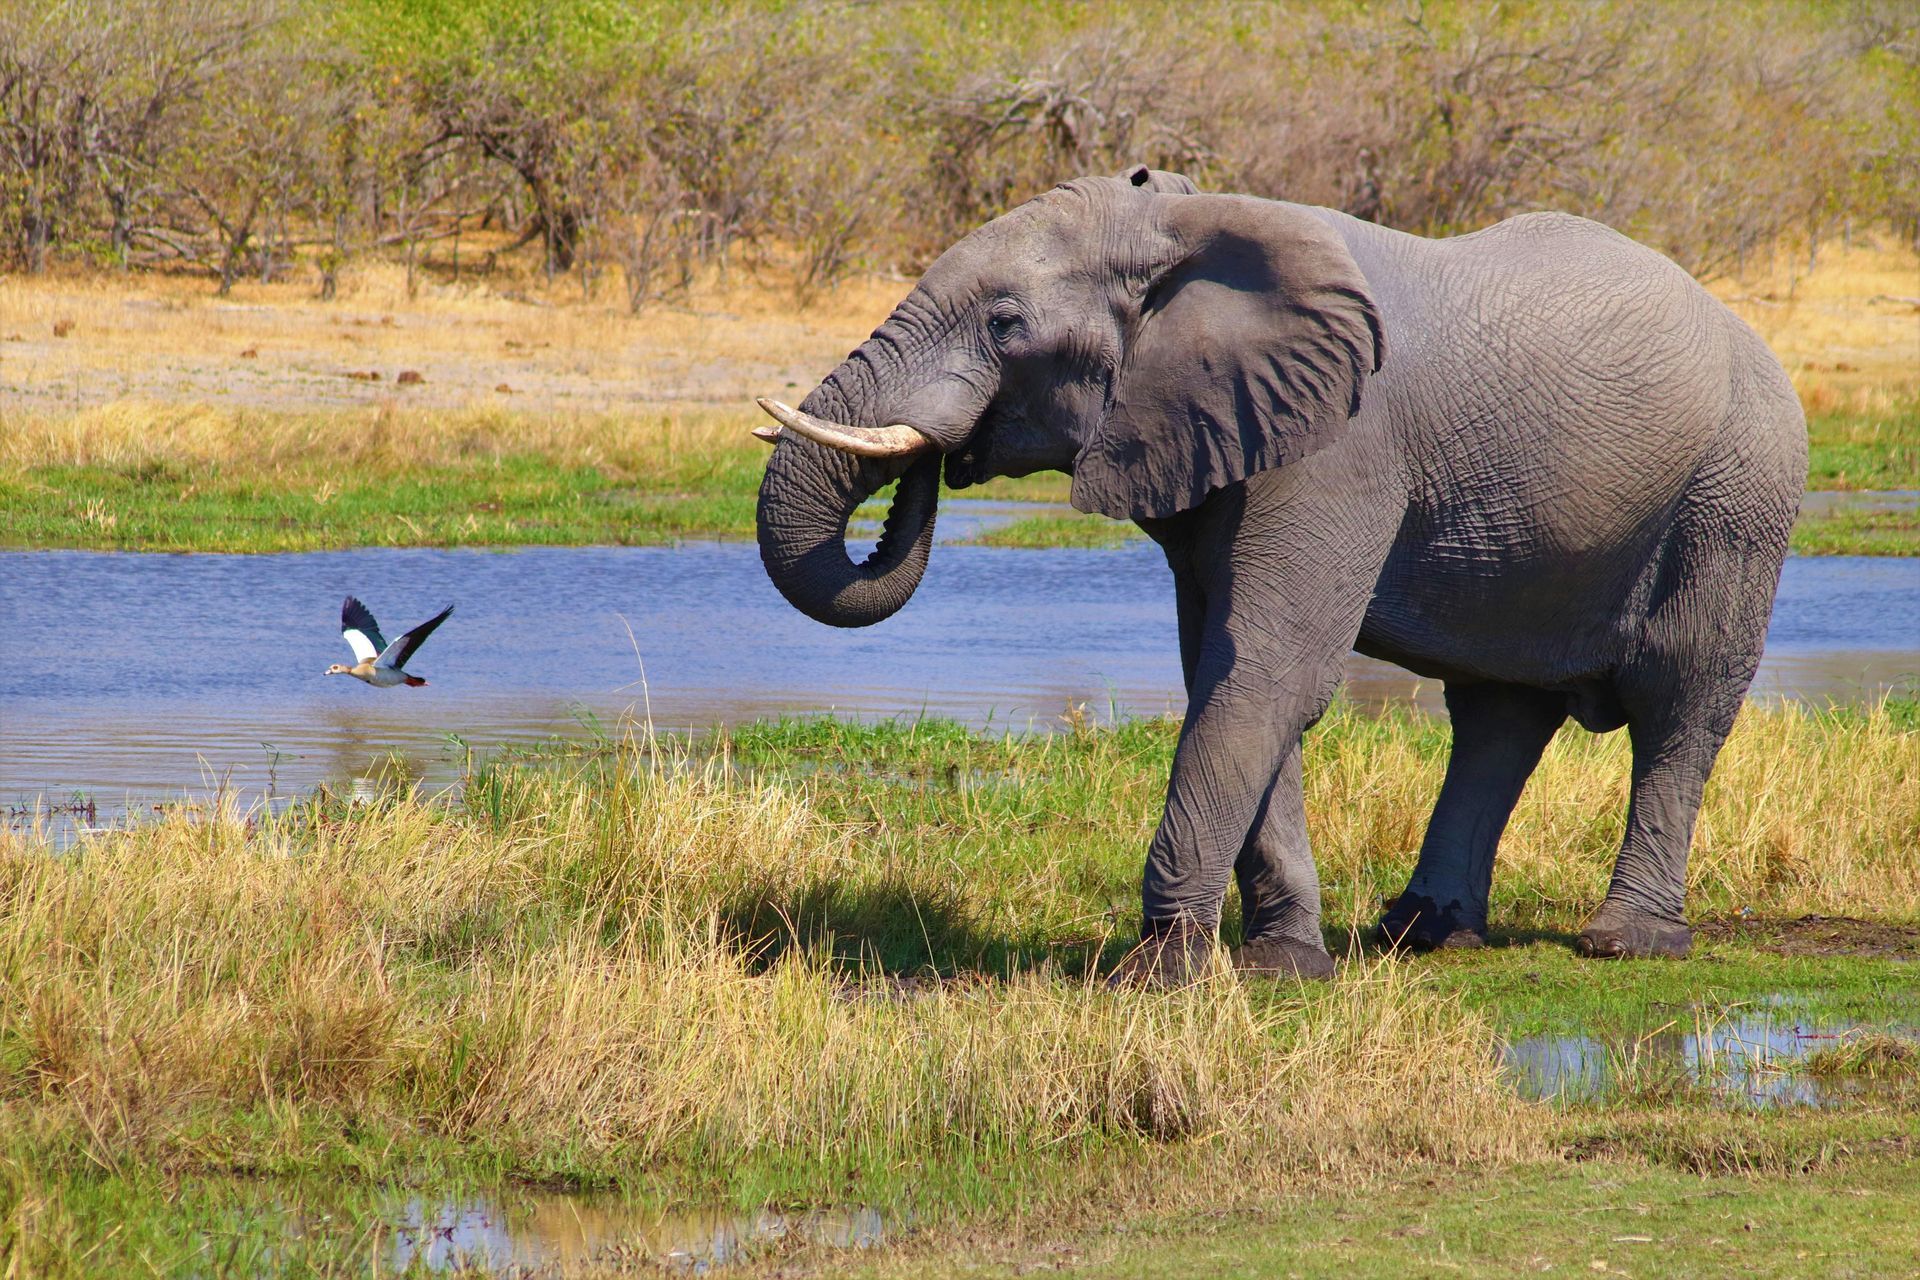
1696,913,1920,960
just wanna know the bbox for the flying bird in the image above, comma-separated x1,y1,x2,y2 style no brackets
326,596,454,687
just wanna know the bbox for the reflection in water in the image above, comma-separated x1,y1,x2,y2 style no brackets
3,514,1917,828
1502,1009,1912,1108
376,1194,889,1274
1796,489,1920,517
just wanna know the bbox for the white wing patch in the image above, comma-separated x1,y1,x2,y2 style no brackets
375,634,409,667
343,628,380,663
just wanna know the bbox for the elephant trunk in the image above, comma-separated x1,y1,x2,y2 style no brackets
756,361,941,628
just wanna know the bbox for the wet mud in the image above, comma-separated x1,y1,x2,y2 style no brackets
1696,913,1920,961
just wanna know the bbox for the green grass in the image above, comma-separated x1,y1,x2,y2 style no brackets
839,1157,1920,1279
16,1148,1920,1278
3,702,1917,1275
1806,398,1920,492
1791,505,1920,556
5,402,1917,553
0,456,763,551
1418,939,1920,1040
962,511,1142,548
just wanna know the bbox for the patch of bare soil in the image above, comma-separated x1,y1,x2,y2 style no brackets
1696,913,1920,960
0,267,902,417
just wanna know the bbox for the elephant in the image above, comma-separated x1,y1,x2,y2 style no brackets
751,165,1806,982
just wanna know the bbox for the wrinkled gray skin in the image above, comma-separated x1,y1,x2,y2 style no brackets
755,166,1806,975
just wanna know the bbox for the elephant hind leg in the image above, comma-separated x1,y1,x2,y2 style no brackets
1575,702,1730,960
1378,681,1567,950
1577,671,1751,959
1578,493,1790,960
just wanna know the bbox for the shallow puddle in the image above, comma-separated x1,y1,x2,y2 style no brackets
273,1189,894,1274
380,1194,889,1273
1502,1006,1915,1107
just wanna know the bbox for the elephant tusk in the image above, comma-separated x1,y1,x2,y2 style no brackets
754,397,935,458
751,425,783,444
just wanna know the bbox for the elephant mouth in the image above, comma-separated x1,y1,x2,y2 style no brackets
941,409,1007,489
944,449,986,489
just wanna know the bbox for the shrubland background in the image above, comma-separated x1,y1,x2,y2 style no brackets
3,0,1916,303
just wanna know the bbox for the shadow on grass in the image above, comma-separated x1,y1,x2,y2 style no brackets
1322,921,1584,959
718,877,1120,980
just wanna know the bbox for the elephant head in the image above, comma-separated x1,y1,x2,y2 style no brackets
754,166,1385,627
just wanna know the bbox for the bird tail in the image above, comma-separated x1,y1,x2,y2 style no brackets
404,675,428,687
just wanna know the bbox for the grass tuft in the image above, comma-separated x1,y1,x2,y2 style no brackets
1803,1033,1920,1080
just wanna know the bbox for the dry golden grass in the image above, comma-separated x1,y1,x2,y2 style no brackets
0,396,745,473
1,236,1910,428
1710,235,1920,414
1307,700,1920,933
0,750,1535,1189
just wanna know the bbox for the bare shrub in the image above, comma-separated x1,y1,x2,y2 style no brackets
0,3,110,271
409,54,615,277
604,179,704,316
1217,5,1676,230
632,11,838,273
0,0,1910,288
163,47,345,293
0,0,283,273
907,21,1221,257
1196,0,1915,280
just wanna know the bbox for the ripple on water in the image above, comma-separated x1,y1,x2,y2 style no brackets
3,525,1916,829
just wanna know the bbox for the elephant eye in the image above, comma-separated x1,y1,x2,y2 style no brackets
986,312,1022,343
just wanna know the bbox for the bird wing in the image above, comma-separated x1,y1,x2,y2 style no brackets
378,603,454,669
341,596,387,663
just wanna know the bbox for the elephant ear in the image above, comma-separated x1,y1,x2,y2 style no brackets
1071,195,1385,521
1116,163,1199,195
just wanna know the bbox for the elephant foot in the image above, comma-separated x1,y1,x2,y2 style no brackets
1106,918,1215,990
1375,893,1487,952
1575,901,1692,959
1230,934,1335,981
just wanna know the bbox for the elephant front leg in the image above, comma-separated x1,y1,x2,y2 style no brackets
1232,744,1336,979
1113,586,1360,986
1168,564,1335,977
1113,642,1346,988
1111,459,1399,988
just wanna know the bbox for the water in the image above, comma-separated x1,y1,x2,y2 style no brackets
1503,1007,1916,1108
373,1193,888,1273
3,506,1916,827
1797,488,1920,517
192,1186,891,1274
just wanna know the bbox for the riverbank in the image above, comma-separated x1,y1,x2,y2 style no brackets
3,702,1916,1274
2,239,1916,556
1,396,1914,554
